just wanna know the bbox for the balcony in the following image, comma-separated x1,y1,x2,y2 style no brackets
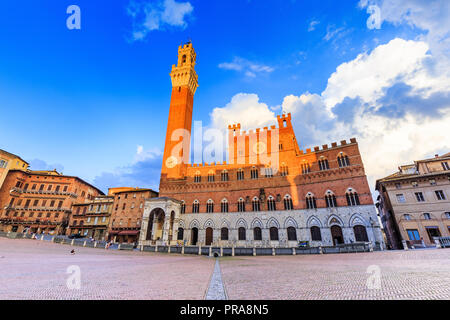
11,187,77,198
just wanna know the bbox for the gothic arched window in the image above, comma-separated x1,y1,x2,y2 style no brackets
346,189,360,206
250,167,258,179
237,198,245,212
237,168,244,180
337,153,350,167
284,195,293,210
318,157,330,171
267,196,276,211
221,199,228,213
238,227,246,241
287,227,297,241
306,193,317,209
252,197,261,212
192,200,200,213
310,226,322,241
206,199,214,213
325,191,337,208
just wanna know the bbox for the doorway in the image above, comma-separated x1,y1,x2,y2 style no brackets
331,225,344,245
191,227,198,245
205,227,213,246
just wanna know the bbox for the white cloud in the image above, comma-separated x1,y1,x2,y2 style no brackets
322,39,438,109
308,20,320,32
134,145,162,162
209,38,450,197
323,25,346,41
210,93,276,132
218,57,274,78
127,0,193,41
359,0,450,72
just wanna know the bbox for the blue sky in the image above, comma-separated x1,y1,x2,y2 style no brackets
1,0,449,193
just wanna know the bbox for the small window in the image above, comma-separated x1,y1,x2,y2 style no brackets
407,229,420,241
396,194,406,203
423,213,431,220
429,179,436,185
412,181,418,188
404,214,411,220
435,190,446,200
415,192,425,202
442,162,450,171
395,183,401,189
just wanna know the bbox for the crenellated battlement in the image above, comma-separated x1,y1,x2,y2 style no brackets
298,137,358,155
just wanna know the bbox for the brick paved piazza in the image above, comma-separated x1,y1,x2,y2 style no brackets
1,238,449,300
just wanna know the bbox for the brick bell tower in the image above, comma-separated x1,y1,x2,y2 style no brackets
161,42,198,180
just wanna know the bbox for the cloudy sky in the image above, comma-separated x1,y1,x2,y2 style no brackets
0,0,449,195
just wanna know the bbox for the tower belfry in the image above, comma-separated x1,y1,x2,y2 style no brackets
161,42,198,180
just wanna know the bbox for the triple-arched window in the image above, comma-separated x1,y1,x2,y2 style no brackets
252,197,261,212
280,163,289,176
325,191,337,208
306,193,317,209
208,171,215,182
237,198,245,212
194,171,201,183
301,162,311,174
267,196,276,211
221,170,229,181
284,195,293,210
346,188,360,206
180,201,186,214
250,167,258,179
318,157,330,170
221,199,228,213
264,167,274,178
192,200,200,213
206,199,214,213
337,153,350,167
237,168,244,180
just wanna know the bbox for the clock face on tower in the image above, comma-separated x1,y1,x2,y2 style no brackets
165,156,178,169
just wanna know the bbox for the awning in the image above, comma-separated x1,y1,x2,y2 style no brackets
108,231,120,235
118,230,140,236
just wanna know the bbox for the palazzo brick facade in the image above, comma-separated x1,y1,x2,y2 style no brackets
0,169,103,235
139,42,385,249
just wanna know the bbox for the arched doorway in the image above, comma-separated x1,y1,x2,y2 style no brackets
146,208,164,240
191,227,198,245
168,211,175,240
331,225,344,245
353,225,369,242
177,227,184,241
205,227,213,246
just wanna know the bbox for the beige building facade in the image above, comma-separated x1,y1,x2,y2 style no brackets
0,149,29,190
376,153,450,249
67,195,114,240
